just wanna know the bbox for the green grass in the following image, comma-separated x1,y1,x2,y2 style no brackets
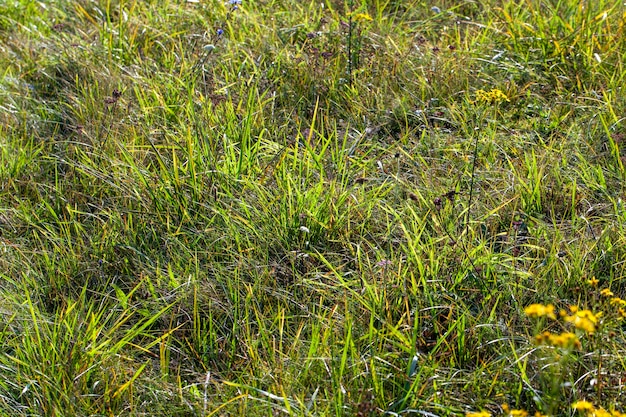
1,0,626,415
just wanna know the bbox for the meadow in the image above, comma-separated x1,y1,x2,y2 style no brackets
1,0,626,415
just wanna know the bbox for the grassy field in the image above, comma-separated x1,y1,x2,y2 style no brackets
1,0,626,415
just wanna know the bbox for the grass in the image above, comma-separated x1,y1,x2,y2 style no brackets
1,0,626,415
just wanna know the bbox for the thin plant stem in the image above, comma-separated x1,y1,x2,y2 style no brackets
465,133,480,240
347,8,353,85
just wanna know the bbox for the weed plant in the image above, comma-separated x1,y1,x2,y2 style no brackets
1,0,626,415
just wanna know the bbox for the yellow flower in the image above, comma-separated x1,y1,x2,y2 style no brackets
572,400,595,411
474,88,510,104
564,315,595,333
587,277,599,286
600,288,614,297
534,331,580,349
466,412,491,417
550,332,580,349
534,412,550,417
610,297,626,306
564,309,601,334
350,12,373,22
594,408,612,417
524,304,556,319
534,333,546,343
509,410,529,417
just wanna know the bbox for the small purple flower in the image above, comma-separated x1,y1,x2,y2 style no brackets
431,6,441,13
217,28,224,36
376,260,392,268
228,0,242,4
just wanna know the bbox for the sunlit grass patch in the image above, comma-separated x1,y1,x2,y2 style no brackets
1,0,626,415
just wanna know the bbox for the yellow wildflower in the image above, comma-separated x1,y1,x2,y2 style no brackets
572,400,594,411
564,314,594,333
600,288,614,297
587,277,599,286
610,297,626,306
534,331,580,349
466,411,491,417
534,412,550,417
549,332,580,349
509,409,529,417
564,309,601,334
524,304,556,319
350,12,373,22
534,331,550,344
594,408,612,417
474,88,510,104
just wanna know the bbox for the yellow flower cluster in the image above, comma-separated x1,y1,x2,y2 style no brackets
573,401,626,417
523,304,556,319
600,288,614,297
349,12,373,22
524,303,602,346
561,306,601,334
524,303,601,334
474,88,510,104
534,331,580,349
597,286,626,319
611,297,626,306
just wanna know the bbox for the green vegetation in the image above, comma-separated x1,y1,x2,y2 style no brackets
1,0,626,415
